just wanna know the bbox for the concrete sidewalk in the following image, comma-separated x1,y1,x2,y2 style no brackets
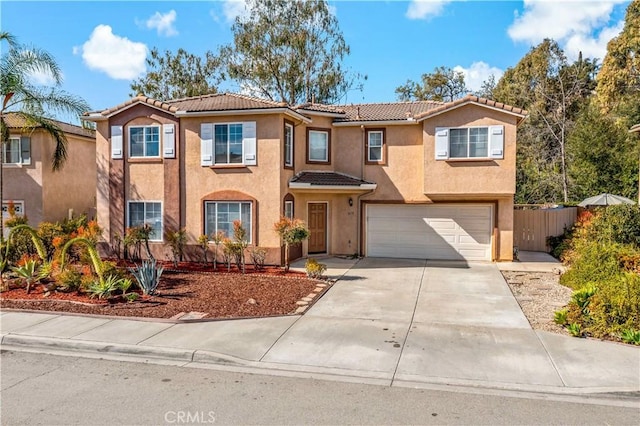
1,257,638,400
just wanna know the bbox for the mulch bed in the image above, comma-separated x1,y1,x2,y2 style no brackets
0,265,320,320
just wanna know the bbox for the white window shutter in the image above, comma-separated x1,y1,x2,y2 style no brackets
20,136,31,165
243,121,257,166
434,127,449,160
489,125,504,159
163,124,176,158
200,123,213,166
111,125,123,159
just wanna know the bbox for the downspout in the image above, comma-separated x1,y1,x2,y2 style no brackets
356,189,375,257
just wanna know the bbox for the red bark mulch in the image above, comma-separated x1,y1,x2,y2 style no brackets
0,265,320,320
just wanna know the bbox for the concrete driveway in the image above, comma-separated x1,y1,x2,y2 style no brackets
262,258,582,388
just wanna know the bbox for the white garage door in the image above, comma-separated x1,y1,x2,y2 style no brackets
366,204,493,261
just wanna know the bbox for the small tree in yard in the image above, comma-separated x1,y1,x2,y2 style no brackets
197,234,210,265
165,228,187,268
211,231,225,270
232,220,249,274
274,217,310,272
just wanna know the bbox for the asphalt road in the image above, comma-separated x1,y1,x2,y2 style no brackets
1,350,637,425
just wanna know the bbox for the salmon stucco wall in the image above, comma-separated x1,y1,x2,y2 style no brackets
42,133,96,223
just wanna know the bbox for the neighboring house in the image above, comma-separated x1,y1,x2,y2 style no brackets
84,93,526,264
2,113,96,231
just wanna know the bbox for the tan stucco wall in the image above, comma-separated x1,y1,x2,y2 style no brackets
42,133,96,223
95,121,111,241
4,129,95,227
3,130,45,226
423,104,518,196
181,114,287,263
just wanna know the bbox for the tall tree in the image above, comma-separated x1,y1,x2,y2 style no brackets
0,32,90,236
395,66,468,102
129,47,222,101
596,0,640,123
493,40,597,203
219,0,362,105
568,101,638,200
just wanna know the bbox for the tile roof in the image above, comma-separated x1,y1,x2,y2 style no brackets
167,93,287,112
290,171,375,186
414,95,528,121
297,101,443,122
3,112,95,138
85,95,178,117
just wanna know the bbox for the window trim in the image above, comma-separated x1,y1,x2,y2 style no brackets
204,200,253,244
127,200,164,242
128,125,161,158
284,120,294,169
214,122,244,165
284,200,294,219
448,126,490,159
2,200,25,219
306,127,331,164
3,136,23,165
365,128,386,165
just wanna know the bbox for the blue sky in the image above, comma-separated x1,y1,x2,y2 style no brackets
1,0,631,122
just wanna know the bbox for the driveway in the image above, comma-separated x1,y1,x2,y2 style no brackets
263,258,566,386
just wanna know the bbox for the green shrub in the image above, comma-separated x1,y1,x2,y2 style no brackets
554,309,568,325
620,329,640,345
559,241,636,290
55,268,83,292
587,204,640,247
250,247,267,271
165,228,187,268
305,258,327,279
567,323,583,337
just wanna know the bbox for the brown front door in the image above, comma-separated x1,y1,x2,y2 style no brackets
308,203,327,253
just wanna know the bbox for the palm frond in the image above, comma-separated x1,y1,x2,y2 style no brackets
14,110,68,170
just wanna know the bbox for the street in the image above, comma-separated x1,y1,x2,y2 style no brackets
1,350,637,425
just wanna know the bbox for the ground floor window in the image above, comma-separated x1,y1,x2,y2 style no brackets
2,200,24,219
128,201,162,241
205,201,252,242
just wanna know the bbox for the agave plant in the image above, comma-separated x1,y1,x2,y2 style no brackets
86,275,120,299
129,259,163,295
11,259,40,294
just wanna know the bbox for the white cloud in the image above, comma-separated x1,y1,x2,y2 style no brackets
28,69,58,86
564,21,624,61
508,0,626,60
80,25,148,80
145,10,178,37
406,0,453,20
222,0,248,22
454,62,504,92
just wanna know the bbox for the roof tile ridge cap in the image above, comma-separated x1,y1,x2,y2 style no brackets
228,92,285,106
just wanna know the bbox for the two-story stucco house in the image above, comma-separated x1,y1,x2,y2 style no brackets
2,113,96,230
83,93,526,264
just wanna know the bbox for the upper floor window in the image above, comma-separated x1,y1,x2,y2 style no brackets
284,121,294,168
450,127,488,158
284,200,293,219
3,136,30,165
435,125,503,160
215,123,243,164
129,126,160,157
307,128,330,164
366,129,385,165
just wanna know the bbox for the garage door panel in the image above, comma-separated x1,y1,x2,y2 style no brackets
366,204,492,261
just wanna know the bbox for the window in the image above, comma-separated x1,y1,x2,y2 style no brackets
3,136,29,165
284,122,294,168
128,201,163,241
307,129,330,163
366,129,385,164
450,127,488,158
2,200,24,219
284,201,293,219
205,202,252,242
215,123,243,164
129,126,160,157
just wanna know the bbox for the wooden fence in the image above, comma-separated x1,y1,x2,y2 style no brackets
513,207,578,252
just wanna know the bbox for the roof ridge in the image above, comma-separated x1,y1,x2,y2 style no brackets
165,92,222,103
